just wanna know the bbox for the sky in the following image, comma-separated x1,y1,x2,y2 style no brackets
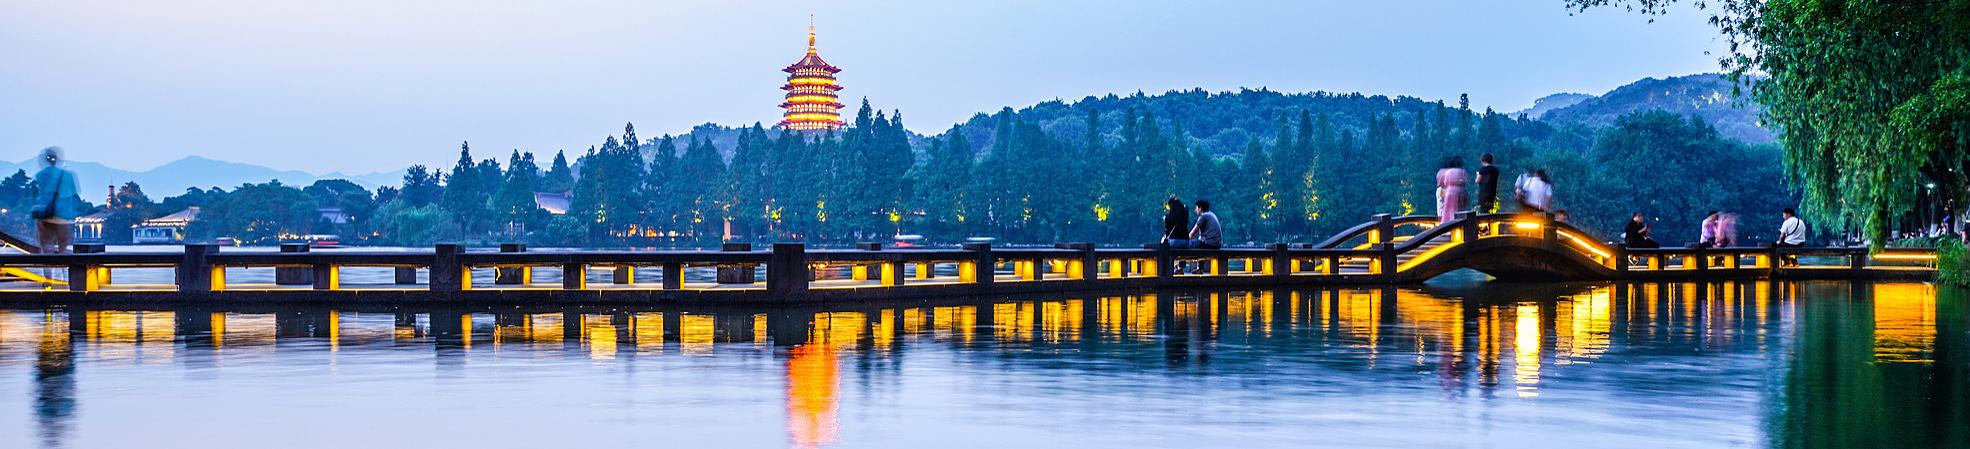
0,0,1728,175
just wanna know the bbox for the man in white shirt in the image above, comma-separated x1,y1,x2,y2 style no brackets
1518,170,1552,212
1777,208,1806,247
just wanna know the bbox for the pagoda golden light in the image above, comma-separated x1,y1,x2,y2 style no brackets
778,20,845,131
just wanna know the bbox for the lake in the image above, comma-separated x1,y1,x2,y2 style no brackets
0,279,1963,448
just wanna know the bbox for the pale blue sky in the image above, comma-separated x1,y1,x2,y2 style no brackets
0,0,1724,174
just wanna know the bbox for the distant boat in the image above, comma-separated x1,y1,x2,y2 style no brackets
302,234,343,249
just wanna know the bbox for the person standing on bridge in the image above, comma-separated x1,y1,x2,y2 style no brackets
1516,169,1553,213
1475,153,1500,214
29,146,82,254
1717,212,1739,247
1435,156,1468,223
1698,211,1721,248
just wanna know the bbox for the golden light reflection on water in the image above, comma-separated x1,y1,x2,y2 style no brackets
1513,303,1542,397
0,280,1960,448
1873,283,1938,363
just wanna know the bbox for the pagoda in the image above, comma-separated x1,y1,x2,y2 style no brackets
778,22,844,131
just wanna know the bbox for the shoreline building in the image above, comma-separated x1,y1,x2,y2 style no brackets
778,22,844,131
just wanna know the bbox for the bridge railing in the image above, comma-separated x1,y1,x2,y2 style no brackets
1311,214,1442,249
0,218,1939,299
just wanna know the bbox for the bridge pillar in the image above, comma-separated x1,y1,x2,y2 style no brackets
275,243,312,285
662,262,684,290
495,243,529,285
177,244,221,293
1371,214,1394,244
717,243,757,285
1055,242,1096,282
430,244,465,292
1155,245,1175,279
766,243,809,299
962,242,993,286
311,263,338,290
1268,243,1290,280
562,263,587,290
1457,211,1478,242
1378,243,1397,277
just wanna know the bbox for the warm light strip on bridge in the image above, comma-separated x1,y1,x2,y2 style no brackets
1556,230,1614,264
1396,237,1462,272
1873,253,1937,261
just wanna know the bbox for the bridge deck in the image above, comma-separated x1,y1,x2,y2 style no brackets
0,213,1937,304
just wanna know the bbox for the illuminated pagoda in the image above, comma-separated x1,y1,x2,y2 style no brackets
778,21,844,131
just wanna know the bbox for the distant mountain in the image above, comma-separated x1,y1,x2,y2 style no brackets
1536,73,1772,143
0,156,404,198
1513,93,1593,120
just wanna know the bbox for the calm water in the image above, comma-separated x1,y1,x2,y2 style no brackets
0,280,1964,448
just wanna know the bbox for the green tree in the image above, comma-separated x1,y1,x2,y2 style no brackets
439,142,490,235
490,150,544,235
1568,0,1970,244
543,150,575,193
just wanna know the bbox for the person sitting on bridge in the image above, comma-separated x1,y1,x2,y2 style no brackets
1623,212,1660,248
1777,208,1806,247
29,146,82,254
1167,200,1222,250
1160,197,1189,245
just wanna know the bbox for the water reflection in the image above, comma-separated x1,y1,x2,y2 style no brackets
0,281,1962,448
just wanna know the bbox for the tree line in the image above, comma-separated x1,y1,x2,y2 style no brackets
0,91,1801,249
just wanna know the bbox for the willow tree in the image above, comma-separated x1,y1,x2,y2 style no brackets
1568,0,1970,244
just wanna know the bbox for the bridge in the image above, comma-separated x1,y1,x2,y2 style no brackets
0,212,1937,304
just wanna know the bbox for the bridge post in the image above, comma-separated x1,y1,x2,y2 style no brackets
494,243,528,285
562,263,587,290
662,262,685,290
962,242,993,285
67,263,101,292
1612,246,1629,273
766,243,809,298
1268,243,1290,280
275,243,312,285
1155,245,1175,279
1056,242,1096,282
1541,212,1559,244
311,262,338,290
1371,214,1393,244
1457,211,1478,242
178,244,221,293
430,243,465,292
1695,246,1710,273
1378,243,1397,277
717,243,757,284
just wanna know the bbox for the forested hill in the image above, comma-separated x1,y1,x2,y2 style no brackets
942,89,1556,159
651,73,1767,162
1537,73,1771,144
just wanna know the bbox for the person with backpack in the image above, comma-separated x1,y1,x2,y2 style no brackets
30,146,83,254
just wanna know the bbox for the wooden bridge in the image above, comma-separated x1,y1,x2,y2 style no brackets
0,212,1937,304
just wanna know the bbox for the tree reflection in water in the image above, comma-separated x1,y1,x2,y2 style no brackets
0,280,1962,448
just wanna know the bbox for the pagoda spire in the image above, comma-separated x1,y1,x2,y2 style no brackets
779,17,844,131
